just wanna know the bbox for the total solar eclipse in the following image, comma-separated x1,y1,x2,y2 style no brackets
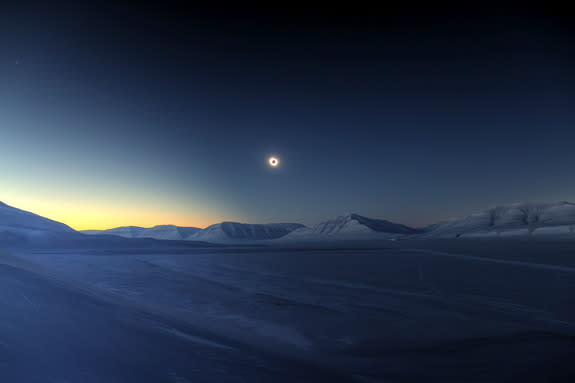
268,157,279,167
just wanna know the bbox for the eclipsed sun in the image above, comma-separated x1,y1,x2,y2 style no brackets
268,156,280,167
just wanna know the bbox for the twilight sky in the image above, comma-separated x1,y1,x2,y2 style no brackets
1,3,574,230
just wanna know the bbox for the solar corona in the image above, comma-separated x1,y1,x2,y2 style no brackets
268,156,279,167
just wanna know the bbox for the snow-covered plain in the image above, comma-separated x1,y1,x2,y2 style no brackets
2,239,574,382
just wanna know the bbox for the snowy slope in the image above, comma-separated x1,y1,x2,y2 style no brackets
279,214,419,241
82,224,200,241
187,222,304,243
0,201,75,242
423,201,575,238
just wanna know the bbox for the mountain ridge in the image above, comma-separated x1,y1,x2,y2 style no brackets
82,224,201,241
5,200,575,245
187,222,305,243
0,201,74,233
421,201,575,238
279,213,419,241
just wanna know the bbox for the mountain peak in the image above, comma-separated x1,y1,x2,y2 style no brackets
347,213,420,234
279,213,419,241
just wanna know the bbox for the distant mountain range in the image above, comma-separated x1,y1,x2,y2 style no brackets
187,222,305,243
280,214,421,241
421,201,575,238
3,200,575,246
0,202,213,248
82,225,201,241
83,222,304,243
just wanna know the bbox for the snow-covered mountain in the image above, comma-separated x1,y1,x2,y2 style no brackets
0,201,76,243
187,222,304,243
6,199,575,246
422,201,575,238
279,213,420,241
82,224,200,241
0,202,213,248
82,226,144,237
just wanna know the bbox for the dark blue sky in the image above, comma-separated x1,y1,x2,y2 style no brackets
1,3,574,229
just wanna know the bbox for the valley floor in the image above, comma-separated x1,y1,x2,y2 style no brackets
1,239,575,382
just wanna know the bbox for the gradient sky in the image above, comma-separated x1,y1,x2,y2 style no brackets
1,4,574,230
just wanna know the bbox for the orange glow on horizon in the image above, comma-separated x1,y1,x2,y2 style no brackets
0,196,228,231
